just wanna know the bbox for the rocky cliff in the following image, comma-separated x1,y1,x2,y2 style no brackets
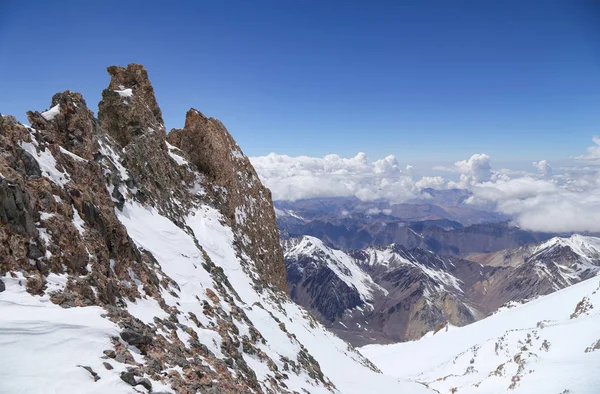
0,64,432,394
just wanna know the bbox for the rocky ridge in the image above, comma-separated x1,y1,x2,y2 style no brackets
0,64,430,394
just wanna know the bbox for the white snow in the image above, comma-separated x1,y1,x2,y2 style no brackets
361,276,600,394
125,296,169,325
165,141,189,166
0,274,134,394
98,140,129,181
41,104,60,120
60,146,88,162
116,201,431,393
21,134,70,186
39,212,55,221
72,207,86,236
113,88,133,97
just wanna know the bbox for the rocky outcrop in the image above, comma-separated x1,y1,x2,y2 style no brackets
98,64,165,147
168,109,286,292
27,91,99,159
1,64,372,394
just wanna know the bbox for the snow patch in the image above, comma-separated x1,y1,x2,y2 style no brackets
41,104,60,120
113,88,133,97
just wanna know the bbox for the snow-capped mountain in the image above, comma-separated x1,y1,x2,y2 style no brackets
361,276,600,393
0,64,433,394
284,236,486,345
284,234,600,346
275,198,556,254
468,234,600,312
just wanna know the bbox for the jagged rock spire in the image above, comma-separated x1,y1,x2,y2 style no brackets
98,63,165,146
26,91,99,160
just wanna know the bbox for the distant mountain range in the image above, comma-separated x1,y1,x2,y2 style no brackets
275,196,564,254
276,191,507,226
283,234,600,346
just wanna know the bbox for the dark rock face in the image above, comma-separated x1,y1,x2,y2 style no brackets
120,371,137,386
168,109,287,292
18,149,42,178
0,179,36,236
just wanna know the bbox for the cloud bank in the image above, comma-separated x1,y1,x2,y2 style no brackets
251,138,600,232
250,152,419,202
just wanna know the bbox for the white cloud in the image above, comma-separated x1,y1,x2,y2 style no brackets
251,140,600,232
250,152,420,202
415,176,447,190
435,153,493,188
532,160,553,179
574,136,600,161
465,166,600,232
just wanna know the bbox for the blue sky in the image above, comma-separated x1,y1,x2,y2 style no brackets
0,0,598,166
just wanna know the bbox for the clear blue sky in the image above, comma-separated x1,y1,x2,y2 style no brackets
1,0,599,164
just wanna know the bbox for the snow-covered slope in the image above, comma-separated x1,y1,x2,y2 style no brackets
361,276,600,393
0,202,432,394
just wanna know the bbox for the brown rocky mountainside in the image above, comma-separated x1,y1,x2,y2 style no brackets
1,64,421,394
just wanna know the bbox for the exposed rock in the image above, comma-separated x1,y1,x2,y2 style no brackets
18,149,42,178
0,179,36,236
284,236,483,345
98,64,165,147
120,371,137,386
136,377,152,390
168,109,287,292
120,328,152,346
0,279,5,292
78,365,100,382
27,91,100,159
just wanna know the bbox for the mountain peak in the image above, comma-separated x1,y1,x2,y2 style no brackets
168,106,287,292
98,63,165,146
535,234,600,262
